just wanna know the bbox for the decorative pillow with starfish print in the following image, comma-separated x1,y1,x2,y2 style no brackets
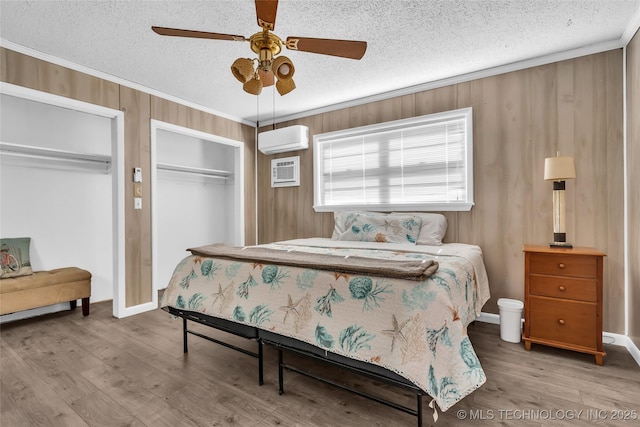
336,212,422,244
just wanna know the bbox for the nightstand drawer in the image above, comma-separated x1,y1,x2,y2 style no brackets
530,275,597,302
529,253,597,278
529,297,597,349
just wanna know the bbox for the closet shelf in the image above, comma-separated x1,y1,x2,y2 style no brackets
0,142,111,165
156,162,232,179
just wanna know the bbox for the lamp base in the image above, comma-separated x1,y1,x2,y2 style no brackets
550,232,572,248
549,242,573,248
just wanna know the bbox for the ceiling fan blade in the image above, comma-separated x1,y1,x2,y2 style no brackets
285,37,367,60
255,0,278,30
152,26,247,42
258,69,275,87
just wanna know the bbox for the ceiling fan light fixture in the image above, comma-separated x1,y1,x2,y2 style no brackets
258,69,275,87
243,75,263,95
231,58,255,83
258,47,274,69
276,77,295,95
273,55,295,80
153,1,367,97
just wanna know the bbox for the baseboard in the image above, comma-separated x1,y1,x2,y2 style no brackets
624,337,640,366
0,303,70,324
602,331,627,346
598,332,640,367
478,311,640,367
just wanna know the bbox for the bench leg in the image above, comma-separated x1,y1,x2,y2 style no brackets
70,300,77,310
82,297,90,316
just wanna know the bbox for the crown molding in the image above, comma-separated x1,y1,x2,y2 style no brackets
0,39,255,127
264,38,624,126
621,4,640,45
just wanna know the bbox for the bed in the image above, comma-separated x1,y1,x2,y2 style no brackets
159,212,490,425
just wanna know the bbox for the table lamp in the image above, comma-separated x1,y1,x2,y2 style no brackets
544,153,576,248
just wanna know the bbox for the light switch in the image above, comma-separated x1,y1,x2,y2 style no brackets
133,183,142,197
134,197,142,210
133,167,142,183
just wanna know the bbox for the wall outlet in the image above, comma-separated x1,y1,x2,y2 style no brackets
134,197,142,210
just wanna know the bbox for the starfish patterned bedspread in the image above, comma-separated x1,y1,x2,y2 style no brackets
160,238,490,411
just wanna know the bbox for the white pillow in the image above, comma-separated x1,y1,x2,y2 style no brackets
331,211,387,240
392,212,447,245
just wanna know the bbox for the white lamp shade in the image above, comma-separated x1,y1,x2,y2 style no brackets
544,156,576,180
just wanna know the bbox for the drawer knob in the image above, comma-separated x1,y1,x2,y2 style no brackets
558,286,566,292
558,263,566,269
558,319,565,325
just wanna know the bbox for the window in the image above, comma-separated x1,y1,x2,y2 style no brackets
313,107,473,212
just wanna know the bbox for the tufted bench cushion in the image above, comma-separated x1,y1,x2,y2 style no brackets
0,267,91,316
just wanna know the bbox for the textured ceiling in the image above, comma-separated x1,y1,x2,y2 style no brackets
1,0,639,124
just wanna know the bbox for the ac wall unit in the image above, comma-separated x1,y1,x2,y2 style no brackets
271,156,300,187
258,125,309,155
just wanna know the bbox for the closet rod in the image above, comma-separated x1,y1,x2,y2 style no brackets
156,162,231,178
0,142,111,165
157,169,227,181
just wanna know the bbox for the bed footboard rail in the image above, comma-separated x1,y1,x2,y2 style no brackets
167,307,263,386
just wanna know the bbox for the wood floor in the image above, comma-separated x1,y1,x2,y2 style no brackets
1,300,639,427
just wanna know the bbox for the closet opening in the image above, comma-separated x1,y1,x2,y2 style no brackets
0,83,125,321
150,120,244,294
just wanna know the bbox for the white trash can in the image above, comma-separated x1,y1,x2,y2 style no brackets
497,298,524,343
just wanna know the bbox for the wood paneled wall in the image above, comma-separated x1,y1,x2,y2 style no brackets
0,48,120,110
1,47,256,309
121,86,152,307
258,50,626,333
628,31,640,348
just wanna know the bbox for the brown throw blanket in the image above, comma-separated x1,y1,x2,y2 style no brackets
189,243,439,281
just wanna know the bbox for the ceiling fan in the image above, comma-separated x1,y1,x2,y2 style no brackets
152,0,367,96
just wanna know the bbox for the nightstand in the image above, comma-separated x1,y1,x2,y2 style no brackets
522,245,606,365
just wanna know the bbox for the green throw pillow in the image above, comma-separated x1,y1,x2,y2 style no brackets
0,237,33,278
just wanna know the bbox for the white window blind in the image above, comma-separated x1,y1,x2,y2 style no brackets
313,107,473,212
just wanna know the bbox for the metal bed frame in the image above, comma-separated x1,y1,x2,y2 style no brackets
166,307,426,426
167,306,263,385
260,330,426,427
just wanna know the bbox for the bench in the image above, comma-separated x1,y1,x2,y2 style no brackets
0,267,91,316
